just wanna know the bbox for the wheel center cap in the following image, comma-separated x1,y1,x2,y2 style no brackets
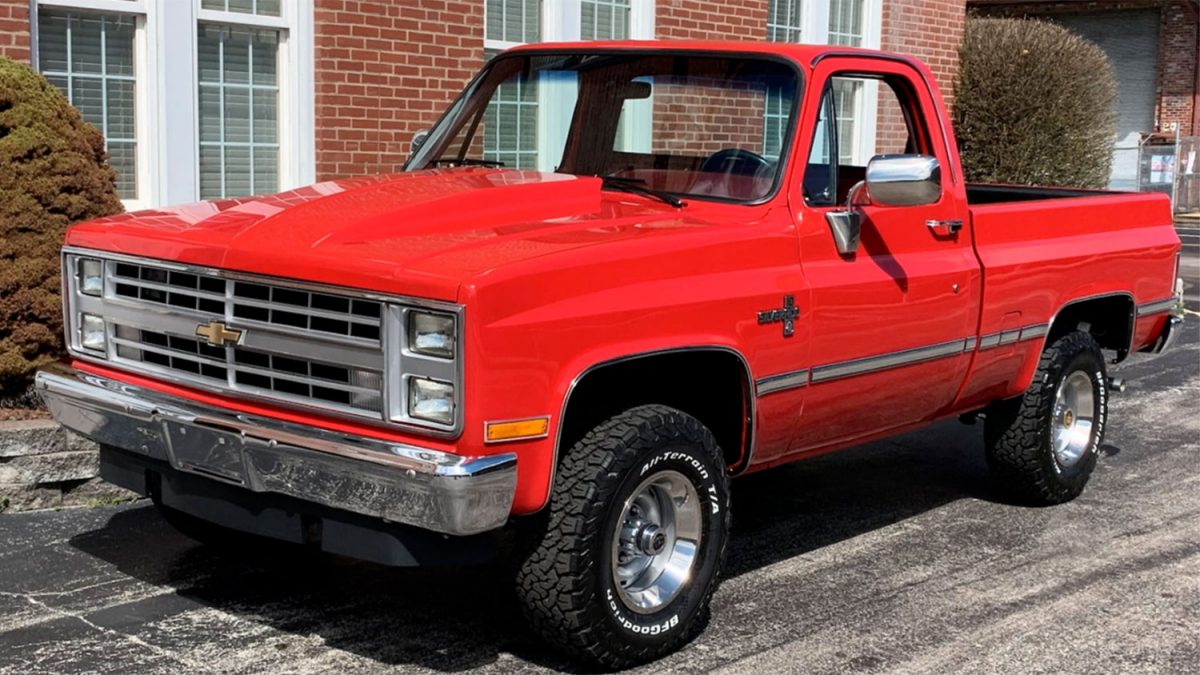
1063,409,1075,427
638,524,666,555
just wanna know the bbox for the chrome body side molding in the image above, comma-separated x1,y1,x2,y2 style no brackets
976,322,1051,351
755,369,809,395
811,337,971,384
1136,297,1179,317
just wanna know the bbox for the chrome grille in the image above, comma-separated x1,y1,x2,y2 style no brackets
64,248,462,433
113,262,227,315
111,324,383,415
232,281,382,342
112,261,383,344
101,258,387,419
113,325,228,382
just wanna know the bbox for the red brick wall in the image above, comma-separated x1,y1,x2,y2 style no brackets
0,0,31,62
873,1,966,157
652,81,769,156
1159,0,1197,134
970,0,1199,135
881,0,967,107
312,0,483,180
652,1,776,160
655,0,769,40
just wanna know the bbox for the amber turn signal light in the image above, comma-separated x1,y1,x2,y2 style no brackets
485,417,550,443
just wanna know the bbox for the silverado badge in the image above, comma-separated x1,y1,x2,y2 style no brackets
758,295,799,337
195,321,243,347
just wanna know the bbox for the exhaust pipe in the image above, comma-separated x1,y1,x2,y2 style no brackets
1107,376,1126,393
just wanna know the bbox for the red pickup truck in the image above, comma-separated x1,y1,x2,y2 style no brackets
39,41,1182,666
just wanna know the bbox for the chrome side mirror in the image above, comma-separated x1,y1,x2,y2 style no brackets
410,129,430,156
825,181,865,257
824,154,942,257
865,154,941,207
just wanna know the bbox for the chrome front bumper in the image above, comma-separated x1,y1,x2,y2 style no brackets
36,369,516,536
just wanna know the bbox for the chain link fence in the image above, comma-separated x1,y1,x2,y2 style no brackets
1173,136,1199,214
1126,134,1199,214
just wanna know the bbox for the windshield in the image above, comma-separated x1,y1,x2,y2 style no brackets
407,52,800,203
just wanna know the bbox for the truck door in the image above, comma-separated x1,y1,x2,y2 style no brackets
785,57,981,454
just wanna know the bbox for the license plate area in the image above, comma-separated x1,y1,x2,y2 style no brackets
165,421,249,485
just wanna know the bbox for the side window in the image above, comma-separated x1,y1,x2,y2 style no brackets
803,73,932,206
803,90,837,205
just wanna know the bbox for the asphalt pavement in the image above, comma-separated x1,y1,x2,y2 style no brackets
0,231,1197,675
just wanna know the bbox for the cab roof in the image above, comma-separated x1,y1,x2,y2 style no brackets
505,40,907,70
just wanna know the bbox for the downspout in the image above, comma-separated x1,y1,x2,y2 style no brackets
27,0,37,67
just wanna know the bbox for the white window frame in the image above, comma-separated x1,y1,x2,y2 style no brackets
37,0,155,211
194,0,314,200
485,0,656,171
34,0,313,210
795,0,883,165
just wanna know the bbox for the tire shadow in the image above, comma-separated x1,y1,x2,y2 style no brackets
67,419,1010,672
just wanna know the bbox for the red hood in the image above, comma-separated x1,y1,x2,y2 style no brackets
67,169,697,301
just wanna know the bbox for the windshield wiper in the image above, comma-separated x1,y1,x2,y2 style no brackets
600,175,686,208
430,158,506,168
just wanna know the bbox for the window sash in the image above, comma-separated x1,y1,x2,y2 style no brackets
38,9,140,201
197,23,281,199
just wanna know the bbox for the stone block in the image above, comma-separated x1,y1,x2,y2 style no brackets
0,451,99,485
0,420,68,458
0,483,65,512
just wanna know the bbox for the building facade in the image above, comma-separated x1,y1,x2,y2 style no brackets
970,0,1199,195
0,0,966,210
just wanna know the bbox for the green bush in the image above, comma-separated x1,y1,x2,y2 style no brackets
0,57,122,397
955,17,1118,188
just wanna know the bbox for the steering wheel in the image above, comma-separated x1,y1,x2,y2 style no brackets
699,148,771,177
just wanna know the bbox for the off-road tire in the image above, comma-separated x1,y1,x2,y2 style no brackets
515,405,731,668
984,330,1108,504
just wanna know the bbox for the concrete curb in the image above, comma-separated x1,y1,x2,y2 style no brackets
0,419,138,513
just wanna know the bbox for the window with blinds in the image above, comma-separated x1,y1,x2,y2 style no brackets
200,0,281,17
828,0,866,164
764,0,803,159
197,24,280,199
483,0,541,169
38,11,138,200
581,0,631,40
828,0,866,46
485,0,540,45
766,0,803,43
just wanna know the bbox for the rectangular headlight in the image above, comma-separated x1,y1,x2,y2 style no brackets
77,258,103,296
80,313,106,352
409,377,455,425
408,311,456,358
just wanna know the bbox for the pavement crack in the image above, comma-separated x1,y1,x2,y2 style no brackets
0,591,215,674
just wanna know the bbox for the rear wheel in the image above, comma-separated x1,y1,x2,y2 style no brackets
984,331,1109,504
515,405,731,668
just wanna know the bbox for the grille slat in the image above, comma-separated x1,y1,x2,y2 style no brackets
105,259,387,419
230,296,381,327
232,280,382,343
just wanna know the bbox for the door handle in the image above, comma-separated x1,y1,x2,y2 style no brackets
926,219,963,237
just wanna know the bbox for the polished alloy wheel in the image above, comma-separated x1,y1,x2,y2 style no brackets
610,469,703,614
1052,370,1096,468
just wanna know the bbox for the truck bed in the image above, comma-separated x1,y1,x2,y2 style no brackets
957,189,1179,409
966,183,1120,205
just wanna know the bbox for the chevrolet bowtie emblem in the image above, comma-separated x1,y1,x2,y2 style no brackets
195,321,243,347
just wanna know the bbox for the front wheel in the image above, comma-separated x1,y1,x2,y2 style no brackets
984,331,1109,504
515,405,731,668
